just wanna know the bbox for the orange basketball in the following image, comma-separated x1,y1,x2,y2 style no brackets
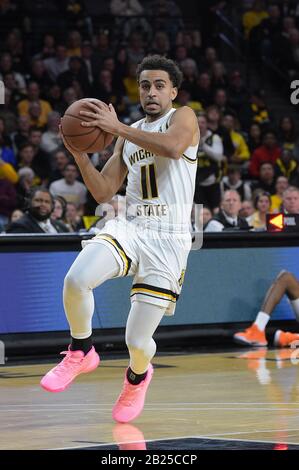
61,98,114,153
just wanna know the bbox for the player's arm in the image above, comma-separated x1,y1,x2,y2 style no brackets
61,133,128,203
80,103,199,160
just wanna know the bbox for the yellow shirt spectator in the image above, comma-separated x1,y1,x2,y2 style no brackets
243,9,269,38
231,130,250,161
271,194,282,212
0,160,19,184
18,99,52,128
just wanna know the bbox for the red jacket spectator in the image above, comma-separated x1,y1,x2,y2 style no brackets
249,131,281,178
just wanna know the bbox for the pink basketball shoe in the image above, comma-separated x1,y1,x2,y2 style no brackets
112,364,154,423
40,346,100,392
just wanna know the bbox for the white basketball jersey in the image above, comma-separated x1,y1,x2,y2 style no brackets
122,108,199,233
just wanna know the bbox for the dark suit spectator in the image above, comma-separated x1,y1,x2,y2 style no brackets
204,190,250,232
6,187,69,233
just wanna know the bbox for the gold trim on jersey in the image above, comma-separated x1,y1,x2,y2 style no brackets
93,233,132,276
182,153,197,164
131,283,179,303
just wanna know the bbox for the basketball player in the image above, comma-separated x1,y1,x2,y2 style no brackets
234,270,299,347
41,55,200,423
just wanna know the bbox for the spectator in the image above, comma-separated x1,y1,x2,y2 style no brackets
213,88,233,116
195,72,213,107
210,61,228,89
57,86,78,115
221,113,250,163
46,84,63,112
247,191,272,230
227,70,251,127
242,0,269,38
271,175,289,212
6,187,69,233
250,89,270,127
93,69,125,115
16,143,41,185
282,186,299,214
0,52,26,93
57,56,90,95
195,113,224,211
151,31,171,56
66,30,82,57
65,201,84,231
49,149,71,183
180,58,198,99
278,116,299,159
0,88,18,134
123,63,140,106
247,123,262,153
10,115,30,152
193,204,212,231
220,165,252,201
251,162,277,195
249,131,281,178
275,148,297,180
15,166,36,211
28,59,53,95
0,117,15,166
40,112,62,155
10,208,24,223
17,82,52,128
49,162,87,211
204,189,250,232
206,105,235,159
34,33,56,60
43,44,69,81
174,89,203,113
52,195,67,223
0,156,18,184
239,199,255,219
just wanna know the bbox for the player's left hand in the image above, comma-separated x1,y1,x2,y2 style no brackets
79,100,121,135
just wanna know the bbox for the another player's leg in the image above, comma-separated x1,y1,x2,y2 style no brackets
41,243,120,392
234,271,299,347
112,301,165,423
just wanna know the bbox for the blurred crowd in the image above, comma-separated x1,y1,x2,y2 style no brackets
0,0,298,234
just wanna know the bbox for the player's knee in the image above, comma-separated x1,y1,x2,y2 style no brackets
277,270,294,284
64,270,86,293
126,335,148,353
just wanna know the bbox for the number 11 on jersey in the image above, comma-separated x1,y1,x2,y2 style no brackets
140,163,159,199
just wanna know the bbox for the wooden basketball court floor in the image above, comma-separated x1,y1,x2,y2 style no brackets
2,348,299,450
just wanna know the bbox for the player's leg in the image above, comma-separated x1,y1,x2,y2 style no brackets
63,243,120,351
112,301,166,423
40,243,120,392
234,271,299,347
271,272,299,347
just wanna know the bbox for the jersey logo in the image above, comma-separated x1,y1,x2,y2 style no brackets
129,148,155,166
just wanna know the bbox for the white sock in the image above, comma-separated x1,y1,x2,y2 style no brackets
290,298,299,321
254,311,270,331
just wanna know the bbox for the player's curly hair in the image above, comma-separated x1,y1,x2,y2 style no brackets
136,55,183,89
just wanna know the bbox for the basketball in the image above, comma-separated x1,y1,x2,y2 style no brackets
61,98,114,153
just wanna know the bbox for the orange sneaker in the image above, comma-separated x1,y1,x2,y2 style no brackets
274,330,299,348
234,324,267,346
